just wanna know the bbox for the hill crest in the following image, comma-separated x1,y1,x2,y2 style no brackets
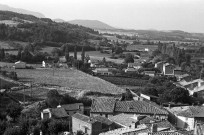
68,19,116,30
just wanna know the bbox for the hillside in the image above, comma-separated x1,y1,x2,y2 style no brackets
0,4,45,18
0,11,99,45
69,19,115,30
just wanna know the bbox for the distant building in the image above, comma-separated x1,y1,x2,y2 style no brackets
41,107,69,119
154,61,165,73
72,113,114,135
143,71,156,77
163,63,175,75
175,79,204,95
92,68,115,76
60,103,84,120
125,68,137,73
14,61,26,69
128,63,142,70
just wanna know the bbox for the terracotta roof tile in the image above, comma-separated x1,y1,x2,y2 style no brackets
72,113,97,124
61,103,83,111
91,98,116,113
115,101,168,115
50,108,69,118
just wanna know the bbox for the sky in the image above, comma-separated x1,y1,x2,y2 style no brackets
0,0,204,33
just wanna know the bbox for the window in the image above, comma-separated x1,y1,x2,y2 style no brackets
105,114,108,118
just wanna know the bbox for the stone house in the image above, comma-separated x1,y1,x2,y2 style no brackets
90,98,168,120
72,113,114,135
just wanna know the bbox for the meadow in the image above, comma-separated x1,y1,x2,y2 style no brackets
14,68,125,95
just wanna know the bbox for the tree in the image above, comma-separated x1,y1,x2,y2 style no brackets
3,127,22,135
81,47,85,63
46,90,62,108
124,53,134,63
0,48,5,61
6,103,22,122
39,119,51,135
74,45,77,60
0,120,8,135
65,46,69,62
76,130,85,135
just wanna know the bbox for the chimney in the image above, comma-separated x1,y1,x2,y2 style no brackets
168,103,171,109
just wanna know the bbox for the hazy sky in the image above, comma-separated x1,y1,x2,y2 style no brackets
0,0,204,33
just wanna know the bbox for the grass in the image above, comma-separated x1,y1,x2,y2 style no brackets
13,68,124,95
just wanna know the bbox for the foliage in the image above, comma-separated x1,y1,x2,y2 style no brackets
77,130,85,135
6,103,22,122
0,120,8,135
124,53,134,63
99,76,148,86
3,127,22,135
46,90,62,108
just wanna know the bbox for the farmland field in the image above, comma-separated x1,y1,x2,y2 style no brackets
69,51,124,63
126,45,158,51
14,68,125,95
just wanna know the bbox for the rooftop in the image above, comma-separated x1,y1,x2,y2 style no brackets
108,113,142,127
72,113,97,124
115,100,168,115
166,106,204,118
60,103,83,111
99,124,149,135
91,98,116,113
50,107,69,118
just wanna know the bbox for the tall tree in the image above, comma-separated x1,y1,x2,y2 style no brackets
81,47,85,63
74,45,77,60
65,46,69,62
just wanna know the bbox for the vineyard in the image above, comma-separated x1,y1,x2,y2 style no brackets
14,68,125,95
99,76,148,86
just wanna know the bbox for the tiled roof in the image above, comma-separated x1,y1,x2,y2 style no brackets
99,124,149,135
50,108,69,118
108,114,141,127
91,98,116,113
177,106,204,118
115,101,168,115
94,115,113,125
150,131,184,135
72,113,97,124
61,103,83,111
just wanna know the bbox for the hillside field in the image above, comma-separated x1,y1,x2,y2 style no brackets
13,68,124,94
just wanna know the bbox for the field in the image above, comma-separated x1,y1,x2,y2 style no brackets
126,45,158,51
69,51,124,64
13,68,124,95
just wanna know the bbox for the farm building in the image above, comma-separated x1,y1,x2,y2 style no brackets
13,61,26,69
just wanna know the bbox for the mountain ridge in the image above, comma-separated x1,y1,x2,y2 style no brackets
68,19,116,30
0,4,45,18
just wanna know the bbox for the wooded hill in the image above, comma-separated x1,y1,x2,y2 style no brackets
0,11,100,45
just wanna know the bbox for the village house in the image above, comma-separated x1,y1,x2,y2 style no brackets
41,103,84,120
154,61,165,73
90,98,168,120
13,61,26,69
175,79,204,95
166,106,204,131
143,71,156,77
72,113,114,135
128,62,142,70
59,103,84,119
140,93,159,102
92,68,115,76
163,63,175,76
124,67,137,73
41,107,69,119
